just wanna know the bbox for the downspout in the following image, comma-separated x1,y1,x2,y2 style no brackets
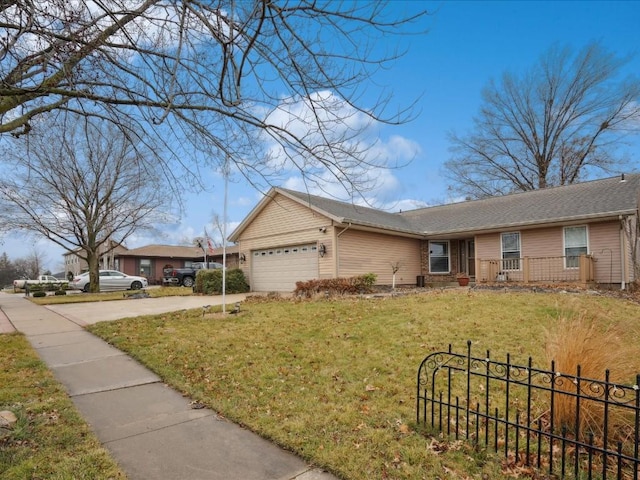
619,215,626,290
335,223,352,277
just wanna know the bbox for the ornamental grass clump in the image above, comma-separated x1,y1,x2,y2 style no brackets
544,309,639,445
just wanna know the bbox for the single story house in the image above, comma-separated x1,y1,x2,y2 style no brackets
64,244,239,284
229,174,640,292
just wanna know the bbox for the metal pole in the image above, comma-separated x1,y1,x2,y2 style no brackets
222,158,228,313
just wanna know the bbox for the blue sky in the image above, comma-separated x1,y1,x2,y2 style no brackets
4,1,640,272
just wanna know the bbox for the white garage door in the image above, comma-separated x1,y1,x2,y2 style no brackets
251,244,318,292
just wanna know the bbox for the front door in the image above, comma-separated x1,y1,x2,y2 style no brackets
459,239,476,277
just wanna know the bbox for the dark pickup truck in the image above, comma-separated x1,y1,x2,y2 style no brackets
162,262,224,287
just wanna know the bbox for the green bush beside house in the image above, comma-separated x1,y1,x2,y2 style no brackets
194,268,250,295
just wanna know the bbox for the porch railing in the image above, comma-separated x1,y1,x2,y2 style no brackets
477,254,594,285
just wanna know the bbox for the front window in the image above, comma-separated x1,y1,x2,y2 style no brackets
139,259,151,277
564,226,588,268
501,232,521,270
429,241,450,273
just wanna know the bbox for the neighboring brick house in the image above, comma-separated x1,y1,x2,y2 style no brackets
229,174,640,292
64,244,239,285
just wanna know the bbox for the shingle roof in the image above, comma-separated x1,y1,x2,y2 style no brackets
401,174,640,235
116,244,238,258
278,188,421,235
116,244,203,258
277,174,640,237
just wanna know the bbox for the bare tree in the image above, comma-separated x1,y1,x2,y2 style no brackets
390,261,401,289
12,248,47,279
0,114,167,292
0,1,426,198
0,252,19,287
445,43,640,198
209,213,229,248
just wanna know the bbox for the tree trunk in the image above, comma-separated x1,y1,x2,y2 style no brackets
86,251,100,293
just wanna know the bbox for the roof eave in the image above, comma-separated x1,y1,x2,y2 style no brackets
334,220,424,238
423,210,635,239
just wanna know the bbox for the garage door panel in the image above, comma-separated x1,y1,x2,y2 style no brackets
252,244,318,292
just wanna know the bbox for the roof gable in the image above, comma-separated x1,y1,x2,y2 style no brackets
230,175,640,241
277,188,420,234
229,187,421,241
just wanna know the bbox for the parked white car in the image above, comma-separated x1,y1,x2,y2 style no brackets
71,270,148,293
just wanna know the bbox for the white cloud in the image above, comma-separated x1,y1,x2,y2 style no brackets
262,90,422,208
232,196,254,207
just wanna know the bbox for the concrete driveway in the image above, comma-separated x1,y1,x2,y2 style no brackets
45,293,249,325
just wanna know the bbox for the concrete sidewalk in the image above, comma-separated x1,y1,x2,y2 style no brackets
0,293,337,480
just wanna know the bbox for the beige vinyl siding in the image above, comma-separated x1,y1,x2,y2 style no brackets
475,233,500,260
318,235,334,279
519,227,562,257
242,194,328,240
589,221,623,284
337,230,421,285
475,222,625,284
235,193,333,286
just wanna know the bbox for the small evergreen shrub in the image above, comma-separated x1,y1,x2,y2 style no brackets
32,291,47,298
54,289,67,296
194,269,250,295
357,273,377,289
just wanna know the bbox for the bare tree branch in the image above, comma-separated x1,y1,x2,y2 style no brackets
445,43,640,198
0,112,169,291
0,1,427,200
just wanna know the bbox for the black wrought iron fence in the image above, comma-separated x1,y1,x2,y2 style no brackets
416,341,640,479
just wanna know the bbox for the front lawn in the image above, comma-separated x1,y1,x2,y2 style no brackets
87,290,640,479
0,334,126,480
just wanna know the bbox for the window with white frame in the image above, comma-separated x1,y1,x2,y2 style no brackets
429,241,449,273
564,226,588,268
501,232,521,270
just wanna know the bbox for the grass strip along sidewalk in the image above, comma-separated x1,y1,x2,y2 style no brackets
87,290,640,480
0,333,126,480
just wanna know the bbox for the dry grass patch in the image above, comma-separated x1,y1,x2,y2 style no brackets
88,290,640,480
545,304,639,445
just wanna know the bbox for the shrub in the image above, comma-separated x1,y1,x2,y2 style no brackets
32,291,47,297
194,269,250,295
54,289,67,296
355,273,377,290
294,273,377,298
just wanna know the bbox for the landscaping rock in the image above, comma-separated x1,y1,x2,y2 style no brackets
0,410,17,428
